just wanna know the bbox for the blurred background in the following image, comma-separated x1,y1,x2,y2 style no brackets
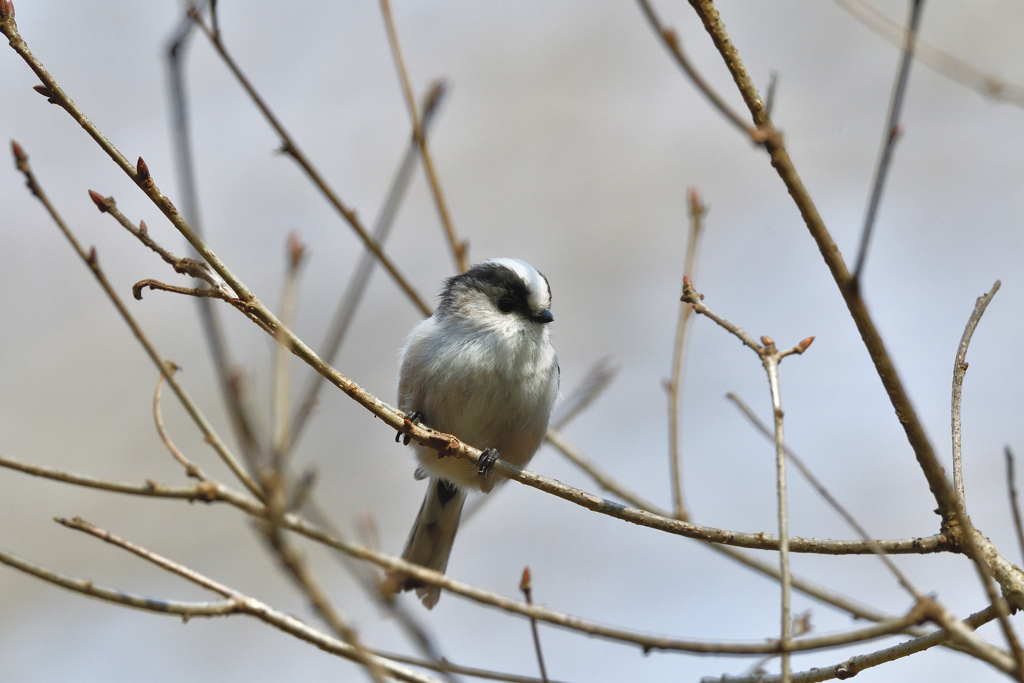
2,1,1024,681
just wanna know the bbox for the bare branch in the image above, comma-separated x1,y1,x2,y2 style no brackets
852,0,925,281
636,0,754,137
288,80,447,452
153,369,206,480
700,606,1004,683
8,141,264,501
1006,447,1024,564
379,0,467,272
186,9,432,315
834,0,1024,108
667,188,707,519
952,280,1001,509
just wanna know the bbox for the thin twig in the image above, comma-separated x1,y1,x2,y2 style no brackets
952,280,1001,509
272,233,306,470
636,0,754,137
726,392,923,597
947,280,1023,673
520,568,550,683
287,80,447,452
852,0,925,281
153,369,206,480
1006,447,1024,564
186,9,431,315
760,338,792,682
834,0,1024,108
699,606,1004,683
379,0,467,272
667,187,706,520
8,141,264,501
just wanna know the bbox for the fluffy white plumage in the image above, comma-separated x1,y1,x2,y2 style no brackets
381,258,559,608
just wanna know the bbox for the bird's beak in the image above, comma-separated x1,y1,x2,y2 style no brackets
532,309,554,324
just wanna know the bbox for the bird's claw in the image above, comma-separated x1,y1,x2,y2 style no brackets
477,448,501,479
396,410,425,445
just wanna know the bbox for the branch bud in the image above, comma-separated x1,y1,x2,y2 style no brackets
139,220,148,235
519,566,532,593
797,336,815,353
10,139,26,162
760,335,775,347
136,156,151,184
87,190,109,212
0,0,14,20
287,232,306,270
32,84,53,100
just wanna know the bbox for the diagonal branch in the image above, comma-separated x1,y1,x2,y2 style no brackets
852,0,925,281
379,0,468,272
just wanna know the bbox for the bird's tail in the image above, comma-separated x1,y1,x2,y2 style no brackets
381,478,466,609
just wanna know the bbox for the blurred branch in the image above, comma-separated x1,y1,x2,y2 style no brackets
852,0,924,281
667,188,707,520
154,369,207,481
1006,447,1024,564
520,567,550,683
550,356,618,430
834,0,1024,108
287,80,448,453
186,8,432,315
379,0,468,272
727,392,923,598
165,0,265,488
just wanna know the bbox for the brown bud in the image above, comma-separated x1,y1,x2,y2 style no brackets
87,246,98,265
10,139,26,162
287,232,306,269
32,84,52,98
797,336,815,353
87,190,108,212
519,566,532,593
683,275,691,287
662,28,678,50
0,0,14,20
138,220,148,235
760,335,774,347
688,187,702,211
136,156,150,183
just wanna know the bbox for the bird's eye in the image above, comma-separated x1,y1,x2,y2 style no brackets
497,298,514,313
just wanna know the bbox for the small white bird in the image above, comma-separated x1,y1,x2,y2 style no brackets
381,258,559,608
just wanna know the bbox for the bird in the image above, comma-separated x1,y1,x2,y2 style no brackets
381,258,559,608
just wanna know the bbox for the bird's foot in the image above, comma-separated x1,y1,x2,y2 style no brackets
477,448,501,479
396,410,425,445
